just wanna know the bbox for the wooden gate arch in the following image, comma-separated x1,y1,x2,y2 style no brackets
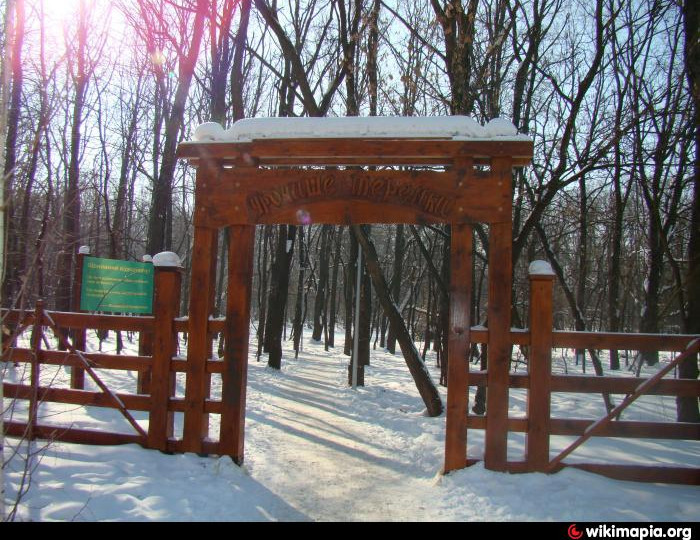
176,116,533,472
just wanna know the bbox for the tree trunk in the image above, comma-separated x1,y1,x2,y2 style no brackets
386,224,404,354
56,0,90,316
1,0,23,306
327,226,342,349
292,226,306,357
145,0,207,255
679,0,700,422
352,225,443,417
312,225,331,341
265,224,296,369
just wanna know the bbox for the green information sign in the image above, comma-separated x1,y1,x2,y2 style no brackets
80,256,154,314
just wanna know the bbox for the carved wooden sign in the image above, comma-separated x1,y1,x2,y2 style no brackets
194,166,510,227
246,171,454,221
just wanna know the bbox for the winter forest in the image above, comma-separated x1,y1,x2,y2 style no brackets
1,0,698,428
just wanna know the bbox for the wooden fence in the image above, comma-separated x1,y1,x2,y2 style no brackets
458,267,700,485
2,261,238,456
2,260,699,484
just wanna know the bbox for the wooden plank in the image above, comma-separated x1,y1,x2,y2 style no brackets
177,138,534,167
468,327,530,345
526,273,555,471
469,371,529,389
466,370,699,397
552,331,696,352
147,265,181,450
182,223,218,453
0,309,153,332
4,421,143,447
550,418,700,440
562,463,700,485
166,438,221,456
3,348,151,371
204,156,531,168
484,162,513,471
208,318,226,333
444,222,473,472
466,416,528,432
195,168,510,228
174,318,189,332
551,374,700,397
220,224,255,463
169,358,224,374
463,416,700,441
4,382,151,411
47,311,153,332
166,397,223,415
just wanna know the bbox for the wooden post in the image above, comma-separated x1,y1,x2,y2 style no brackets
485,157,513,472
220,225,255,463
444,223,472,472
138,255,154,395
147,252,182,451
526,261,554,471
183,224,218,453
70,246,89,389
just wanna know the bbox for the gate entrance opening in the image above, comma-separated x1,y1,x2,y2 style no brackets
176,116,533,472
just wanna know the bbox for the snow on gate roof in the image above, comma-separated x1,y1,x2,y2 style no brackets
191,116,531,143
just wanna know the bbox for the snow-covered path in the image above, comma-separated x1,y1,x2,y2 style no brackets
243,351,441,521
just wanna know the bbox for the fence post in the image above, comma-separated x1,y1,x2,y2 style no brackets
526,260,555,471
138,254,154,394
70,246,90,389
147,252,182,451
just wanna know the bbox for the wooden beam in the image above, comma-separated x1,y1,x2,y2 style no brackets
551,374,700,397
2,348,151,372
4,383,150,411
182,224,218,453
550,418,700,440
194,168,510,228
220,224,255,463
444,222,472,472
147,265,181,451
177,138,534,168
4,421,143,447
561,463,700,485
526,271,555,471
551,331,696,352
484,158,513,471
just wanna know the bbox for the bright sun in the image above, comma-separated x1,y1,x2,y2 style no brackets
40,0,85,20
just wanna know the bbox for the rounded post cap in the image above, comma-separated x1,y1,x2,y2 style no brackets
78,245,91,255
142,254,153,263
152,251,182,268
528,260,555,276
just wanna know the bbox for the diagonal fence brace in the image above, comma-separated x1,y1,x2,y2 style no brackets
40,308,148,441
547,338,700,472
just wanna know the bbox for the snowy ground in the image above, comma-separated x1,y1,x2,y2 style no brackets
3,327,699,521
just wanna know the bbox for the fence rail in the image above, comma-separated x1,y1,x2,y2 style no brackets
2,264,699,485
